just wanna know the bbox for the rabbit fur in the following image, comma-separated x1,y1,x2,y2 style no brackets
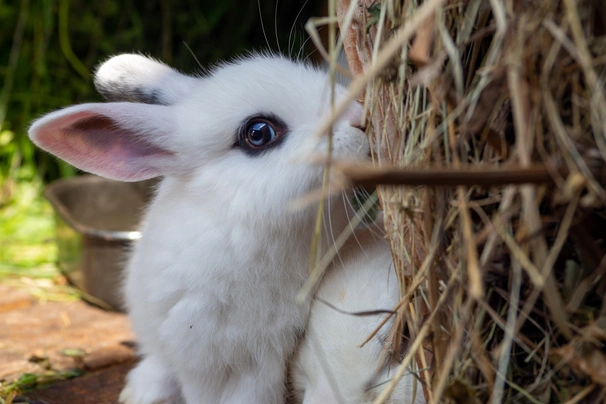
29,54,368,404
289,223,425,404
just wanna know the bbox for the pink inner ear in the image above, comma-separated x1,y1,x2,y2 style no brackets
31,108,174,181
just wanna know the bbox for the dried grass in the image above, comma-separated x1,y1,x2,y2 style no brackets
320,0,606,402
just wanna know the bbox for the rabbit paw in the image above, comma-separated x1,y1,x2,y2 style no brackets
119,356,181,404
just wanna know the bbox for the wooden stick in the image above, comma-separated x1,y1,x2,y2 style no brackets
334,162,572,187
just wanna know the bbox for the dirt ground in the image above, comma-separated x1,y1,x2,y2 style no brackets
0,285,135,403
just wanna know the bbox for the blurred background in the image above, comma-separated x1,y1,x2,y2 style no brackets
0,0,324,298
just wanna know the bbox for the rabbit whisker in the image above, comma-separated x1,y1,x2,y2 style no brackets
183,41,203,70
288,0,310,59
258,0,271,51
274,0,281,53
299,33,314,62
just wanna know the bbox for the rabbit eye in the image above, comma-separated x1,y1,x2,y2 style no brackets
247,121,276,147
237,116,287,154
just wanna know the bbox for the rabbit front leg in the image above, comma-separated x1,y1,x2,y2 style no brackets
177,355,287,404
119,356,182,404
223,355,287,404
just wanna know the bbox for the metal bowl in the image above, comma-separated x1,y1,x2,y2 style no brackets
45,175,155,311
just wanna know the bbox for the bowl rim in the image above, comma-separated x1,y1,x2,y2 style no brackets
45,175,143,241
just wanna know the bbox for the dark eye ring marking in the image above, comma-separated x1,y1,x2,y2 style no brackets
236,114,288,156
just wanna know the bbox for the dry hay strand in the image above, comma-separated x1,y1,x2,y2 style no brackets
329,0,606,403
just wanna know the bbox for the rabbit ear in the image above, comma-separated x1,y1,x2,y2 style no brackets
94,54,198,105
29,102,179,181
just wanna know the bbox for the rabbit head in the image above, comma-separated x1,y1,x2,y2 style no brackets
29,54,367,223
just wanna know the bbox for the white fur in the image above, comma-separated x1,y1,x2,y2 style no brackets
29,54,367,404
95,53,199,104
119,356,183,404
290,226,425,404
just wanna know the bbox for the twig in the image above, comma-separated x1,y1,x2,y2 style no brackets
447,105,483,299
491,260,522,404
373,271,457,404
359,244,436,348
512,193,581,338
312,0,448,141
296,193,378,303
563,384,597,404
507,14,572,339
432,297,476,403
333,161,574,187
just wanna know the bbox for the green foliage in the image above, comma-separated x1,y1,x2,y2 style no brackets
0,177,56,275
0,0,321,185
0,369,84,402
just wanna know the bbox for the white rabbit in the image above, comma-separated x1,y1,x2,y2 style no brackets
289,224,425,404
28,54,368,404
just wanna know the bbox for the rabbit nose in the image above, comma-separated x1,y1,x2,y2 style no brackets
353,123,367,132
341,100,364,129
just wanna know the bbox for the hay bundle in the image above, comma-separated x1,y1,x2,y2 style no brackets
331,0,606,402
